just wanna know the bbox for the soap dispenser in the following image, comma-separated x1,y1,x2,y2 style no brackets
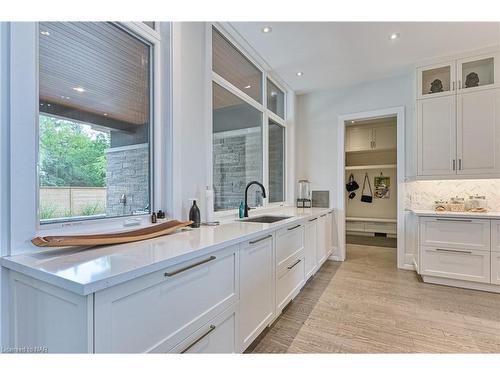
189,200,201,228
238,201,245,219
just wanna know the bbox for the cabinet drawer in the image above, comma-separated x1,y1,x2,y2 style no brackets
276,223,304,269
420,246,490,283
276,250,305,312
491,252,500,285
365,221,396,234
346,221,365,232
170,305,237,353
419,217,490,251
94,246,238,353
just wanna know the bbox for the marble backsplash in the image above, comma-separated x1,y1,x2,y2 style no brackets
405,179,500,211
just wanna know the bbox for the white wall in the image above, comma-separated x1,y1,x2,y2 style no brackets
296,73,416,268
296,73,415,204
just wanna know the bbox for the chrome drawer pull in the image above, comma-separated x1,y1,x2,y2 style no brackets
287,224,301,231
287,259,302,270
249,234,272,245
435,218,472,223
180,324,216,353
164,256,216,277
435,248,472,254
308,218,318,222
320,214,327,217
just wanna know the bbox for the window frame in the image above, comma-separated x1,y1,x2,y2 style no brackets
209,23,288,217
9,22,166,253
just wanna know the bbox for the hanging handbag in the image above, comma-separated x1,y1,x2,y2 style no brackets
346,173,359,192
360,172,373,203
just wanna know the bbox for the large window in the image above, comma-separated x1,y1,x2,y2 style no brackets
268,120,285,203
38,22,152,223
211,26,286,212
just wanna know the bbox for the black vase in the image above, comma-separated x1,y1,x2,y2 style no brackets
189,200,201,228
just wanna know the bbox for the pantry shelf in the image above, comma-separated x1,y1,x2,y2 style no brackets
345,164,397,171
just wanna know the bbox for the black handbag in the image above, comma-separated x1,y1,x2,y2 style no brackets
360,172,373,203
346,173,359,192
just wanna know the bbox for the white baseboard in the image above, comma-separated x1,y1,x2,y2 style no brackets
422,275,500,293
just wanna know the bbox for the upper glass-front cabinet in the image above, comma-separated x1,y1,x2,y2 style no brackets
458,53,499,92
417,62,455,99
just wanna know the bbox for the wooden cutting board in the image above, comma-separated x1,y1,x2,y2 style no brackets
31,220,193,247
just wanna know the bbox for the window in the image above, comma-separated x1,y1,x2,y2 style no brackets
268,120,285,203
38,22,152,223
212,83,263,211
212,27,263,103
267,79,285,118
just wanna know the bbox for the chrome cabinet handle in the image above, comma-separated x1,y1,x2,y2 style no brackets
452,81,456,90
287,224,301,231
320,214,327,217
180,325,216,353
436,218,472,222
287,259,301,270
308,218,318,222
249,234,272,245
459,159,462,170
435,248,472,254
452,159,456,171
164,256,216,277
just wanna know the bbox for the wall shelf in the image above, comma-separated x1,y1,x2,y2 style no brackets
345,164,397,171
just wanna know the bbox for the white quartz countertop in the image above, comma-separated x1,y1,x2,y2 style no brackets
1,207,332,296
409,209,500,219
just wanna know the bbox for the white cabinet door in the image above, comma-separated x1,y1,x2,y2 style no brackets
170,305,237,353
457,88,500,175
325,211,333,256
239,234,275,352
316,214,327,266
304,217,318,279
276,250,305,313
417,61,456,100
417,96,457,176
420,246,490,284
94,246,238,353
372,124,396,151
345,126,373,152
491,252,500,285
457,53,500,93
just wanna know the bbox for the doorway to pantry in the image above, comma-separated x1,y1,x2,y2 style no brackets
336,107,406,269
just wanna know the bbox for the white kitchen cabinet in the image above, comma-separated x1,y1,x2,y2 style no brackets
345,124,396,152
275,223,304,270
345,126,373,152
417,61,456,100
170,305,237,353
420,246,490,284
419,217,490,251
457,53,500,93
94,245,239,353
491,252,500,285
417,95,457,176
239,234,275,352
372,124,397,151
276,249,305,313
457,88,500,175
316,214,328,265
304,217,318,279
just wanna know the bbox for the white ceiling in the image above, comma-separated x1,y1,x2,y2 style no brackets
230,22,500,94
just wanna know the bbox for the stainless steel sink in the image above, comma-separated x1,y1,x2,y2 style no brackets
240,215,292,223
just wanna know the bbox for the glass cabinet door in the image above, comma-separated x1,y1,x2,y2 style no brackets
458,53,499,92
418,62,455,99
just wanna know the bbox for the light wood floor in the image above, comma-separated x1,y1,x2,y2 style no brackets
248,244,500,353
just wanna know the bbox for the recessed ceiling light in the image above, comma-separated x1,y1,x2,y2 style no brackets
40,31,50,36
351,120,355,124
244,85,252,89
73,87,85,93
103,113,108,116
296,72,303,77
261,26,272,33
389,32,400,40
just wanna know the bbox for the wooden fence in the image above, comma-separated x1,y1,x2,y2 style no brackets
39,187,106,218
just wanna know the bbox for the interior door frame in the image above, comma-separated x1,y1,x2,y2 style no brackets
336,106,407,269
